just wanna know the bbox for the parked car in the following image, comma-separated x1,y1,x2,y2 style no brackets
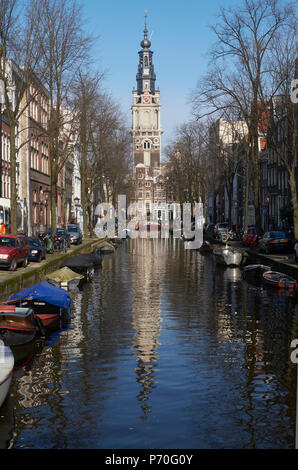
242,226,258,246
214,222,229,239
205,224,215,238
28,237,47,262
258,231,293,254
0,234,30,271
67,224,83,245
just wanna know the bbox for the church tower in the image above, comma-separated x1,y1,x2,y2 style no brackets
131,13,163,218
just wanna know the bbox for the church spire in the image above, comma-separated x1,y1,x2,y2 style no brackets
136,11,156,94
141,10,151,49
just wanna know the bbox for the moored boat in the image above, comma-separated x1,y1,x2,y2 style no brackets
100,242,115,254
242,264,271,282
0,305,38,346
46,266,84,291
262,271,297,290
8,281,71,331
213,245,247,267
0,343,14,408
61,255,95,281
199,241,213,254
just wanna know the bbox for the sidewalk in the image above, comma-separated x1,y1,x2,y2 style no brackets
0,236,106,300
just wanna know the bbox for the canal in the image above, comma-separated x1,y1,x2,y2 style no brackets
1,237,298,449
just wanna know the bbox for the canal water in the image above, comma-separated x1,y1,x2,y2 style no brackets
1,237,298,449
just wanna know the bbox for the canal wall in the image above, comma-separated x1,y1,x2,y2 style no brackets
246,249,298,281
0,237,107,300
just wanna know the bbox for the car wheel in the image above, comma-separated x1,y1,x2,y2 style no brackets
22,256,29,268
37,254,42,263
9,257,17,271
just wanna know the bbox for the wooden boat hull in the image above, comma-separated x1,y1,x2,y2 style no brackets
262,271,297,290
0,307,37,346
6,300,62,331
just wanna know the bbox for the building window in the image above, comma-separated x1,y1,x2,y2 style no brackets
146,192,150,199
145,182,150,187
143,141,151,150
138,192,143,198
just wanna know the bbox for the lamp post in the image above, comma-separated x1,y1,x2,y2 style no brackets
44,189,50,230
0,79,5,199
74,197,80,224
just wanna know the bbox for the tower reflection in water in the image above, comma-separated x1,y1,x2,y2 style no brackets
130,237,165,419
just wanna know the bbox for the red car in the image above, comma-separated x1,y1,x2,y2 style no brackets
242,227,258,246
0,234,30,271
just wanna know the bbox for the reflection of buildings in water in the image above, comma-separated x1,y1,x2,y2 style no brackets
131,239,164,419
16,346,59,410
59,292,84,364
215,267,242,341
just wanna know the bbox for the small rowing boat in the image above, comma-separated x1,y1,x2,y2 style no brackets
262,271,297,290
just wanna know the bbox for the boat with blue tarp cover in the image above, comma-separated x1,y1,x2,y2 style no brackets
7,281,71,330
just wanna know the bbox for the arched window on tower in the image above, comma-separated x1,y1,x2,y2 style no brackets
144,56,148,66
143,141,151,150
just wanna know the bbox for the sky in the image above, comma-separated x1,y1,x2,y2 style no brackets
81,0,238,153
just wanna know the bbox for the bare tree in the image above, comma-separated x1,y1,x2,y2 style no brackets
34,0,94,234
192,0,293,234
69,68,104,237
88,92,133,212
0,0,46,233
266,18,297,235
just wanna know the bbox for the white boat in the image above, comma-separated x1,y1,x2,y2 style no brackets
0,342,14,408
213,245,247,267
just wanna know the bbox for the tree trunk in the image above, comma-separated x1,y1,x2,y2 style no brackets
289,173,298,239
243,146,250,232
9,121,17,233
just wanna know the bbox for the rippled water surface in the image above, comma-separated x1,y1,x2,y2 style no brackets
1,238,298,449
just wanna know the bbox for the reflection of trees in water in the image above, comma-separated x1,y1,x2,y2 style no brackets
212,264,298,447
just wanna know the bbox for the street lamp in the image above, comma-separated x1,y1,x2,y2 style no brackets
74,197,80,224
44,189,50,229
0,79,5,199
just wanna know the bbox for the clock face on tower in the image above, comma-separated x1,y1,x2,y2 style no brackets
143,95,150,104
